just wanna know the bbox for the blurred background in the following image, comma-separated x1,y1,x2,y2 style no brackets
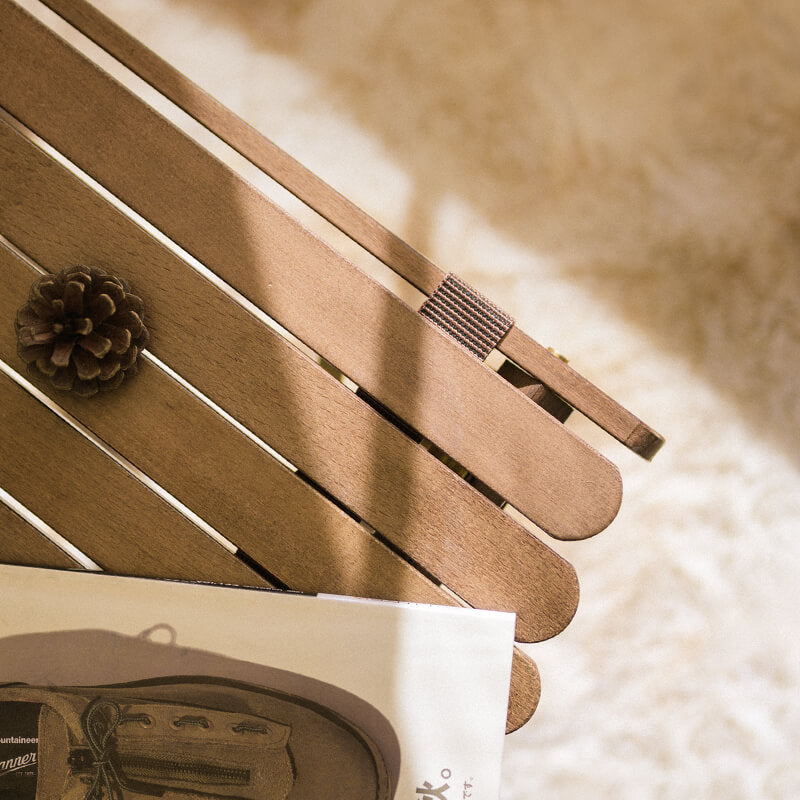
68,1,800,796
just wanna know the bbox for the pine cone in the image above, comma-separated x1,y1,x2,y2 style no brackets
15,265,149,397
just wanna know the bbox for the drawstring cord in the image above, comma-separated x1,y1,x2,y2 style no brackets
81,699,132,800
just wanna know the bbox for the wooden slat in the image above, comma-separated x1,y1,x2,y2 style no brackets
0,372,266,588
500,327,664,459
509,649,541,732
37,0,664,461
0,245,450,607
0,0,622,540
0,501,80,568
0,113,578,644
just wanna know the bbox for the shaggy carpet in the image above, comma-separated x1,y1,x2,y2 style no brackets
31,1,800,797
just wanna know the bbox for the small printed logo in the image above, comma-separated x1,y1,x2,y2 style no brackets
416,769,451,800
0,751,37,778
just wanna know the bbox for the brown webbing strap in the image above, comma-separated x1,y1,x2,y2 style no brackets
419,273,514,360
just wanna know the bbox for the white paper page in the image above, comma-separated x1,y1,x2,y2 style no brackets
0,565,515,799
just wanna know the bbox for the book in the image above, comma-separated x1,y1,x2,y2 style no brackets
0,564,515,800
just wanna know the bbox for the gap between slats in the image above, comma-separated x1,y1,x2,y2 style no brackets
0,485,96,569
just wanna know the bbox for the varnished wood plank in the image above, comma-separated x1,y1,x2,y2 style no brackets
0,372,266,588
0,114,578,643
36,0,663,460
0,244,450,608
0,0,622,540
0,501,79,568
508,649,541,733
500,328,665,459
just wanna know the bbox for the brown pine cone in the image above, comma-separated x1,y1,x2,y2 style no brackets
15,265,149,397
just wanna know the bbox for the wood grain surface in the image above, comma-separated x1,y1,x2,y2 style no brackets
36,0,664,461
0,116,579,645
0,372,267,587
0,0,624,540
0,501,79,568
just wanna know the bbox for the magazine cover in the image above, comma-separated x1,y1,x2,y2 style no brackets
0,564,515,800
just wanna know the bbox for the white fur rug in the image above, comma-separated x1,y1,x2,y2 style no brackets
50,1,800,797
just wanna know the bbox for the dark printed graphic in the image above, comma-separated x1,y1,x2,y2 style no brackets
0,700,40,800
0,678,390,800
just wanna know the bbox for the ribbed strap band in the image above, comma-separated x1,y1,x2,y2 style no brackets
419,273,514,360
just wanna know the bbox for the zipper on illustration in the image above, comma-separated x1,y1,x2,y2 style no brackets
68,748,250,785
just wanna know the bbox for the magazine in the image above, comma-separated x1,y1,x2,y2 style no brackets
0,564,515,800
